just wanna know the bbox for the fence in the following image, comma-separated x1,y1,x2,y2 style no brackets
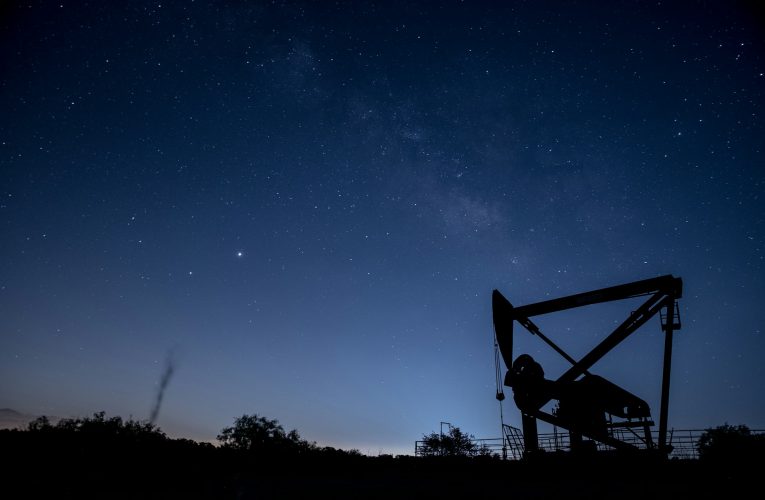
415,427,765,460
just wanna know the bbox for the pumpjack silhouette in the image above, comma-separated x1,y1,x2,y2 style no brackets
492,275,682,455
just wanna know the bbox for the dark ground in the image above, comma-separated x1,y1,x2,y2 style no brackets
3,427,760,500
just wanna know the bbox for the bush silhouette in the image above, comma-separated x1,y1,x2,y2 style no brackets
419,426,478,457
24,411,168,454
217,413,316,456
698,424,765,462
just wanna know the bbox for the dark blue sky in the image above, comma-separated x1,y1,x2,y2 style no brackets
1,1,763,454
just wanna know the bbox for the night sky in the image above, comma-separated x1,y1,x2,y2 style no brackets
1,1,764,455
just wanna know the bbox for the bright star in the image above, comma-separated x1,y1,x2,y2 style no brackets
236,251,244,258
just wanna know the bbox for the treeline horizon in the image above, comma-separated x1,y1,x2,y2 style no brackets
2,410,763,499
4,410,765,459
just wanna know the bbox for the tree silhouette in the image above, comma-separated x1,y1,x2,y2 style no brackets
217,413,315,455
26,415,52,432
698,424,765,462
419,426,478,457
26,411,165,441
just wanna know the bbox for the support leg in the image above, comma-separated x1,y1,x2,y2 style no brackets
522,413,538,455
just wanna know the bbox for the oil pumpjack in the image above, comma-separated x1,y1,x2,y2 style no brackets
492,275,682,456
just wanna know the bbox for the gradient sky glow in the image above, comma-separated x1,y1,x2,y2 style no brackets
1,1,764,455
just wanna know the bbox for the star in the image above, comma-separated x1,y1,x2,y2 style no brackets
236,251,244,258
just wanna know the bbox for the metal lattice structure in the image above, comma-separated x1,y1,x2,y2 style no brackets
492,275,683,456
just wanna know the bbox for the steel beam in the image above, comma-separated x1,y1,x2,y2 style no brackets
658,299,676,453
510,275,681,319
